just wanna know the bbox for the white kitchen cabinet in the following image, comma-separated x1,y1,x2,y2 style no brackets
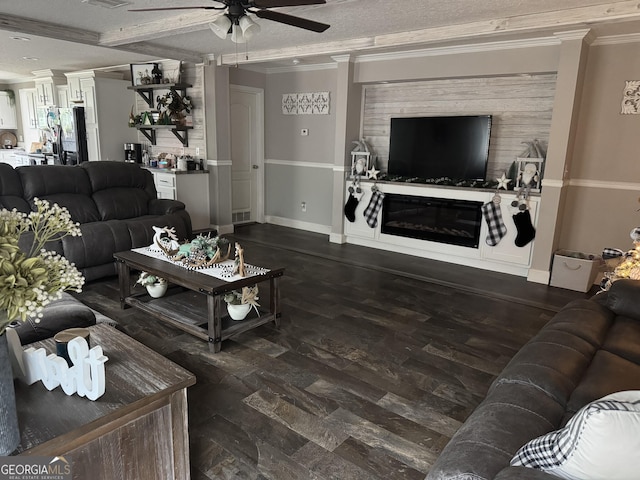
64,70,138,161
33,70,66,107
0,150,15,166
18,89,40,148
56,85,69,108
66,75,83,103
149,170,210,231
0,92,18,129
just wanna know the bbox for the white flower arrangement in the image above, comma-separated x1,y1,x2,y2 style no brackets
0,198,84,333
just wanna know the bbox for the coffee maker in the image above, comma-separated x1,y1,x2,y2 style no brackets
124,143,142,163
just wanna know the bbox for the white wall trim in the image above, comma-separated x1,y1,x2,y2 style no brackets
265,159,335,169
527,268,551,284
355,35,561,64
330,233,346,244
207,159,233,167
541,178,566,188
265,62,337,75
265,215,331,235
333,165,347,173
569,178,640,190
214,223,235,235
592,32,640,46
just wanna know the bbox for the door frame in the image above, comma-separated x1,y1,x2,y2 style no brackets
229,84,265,224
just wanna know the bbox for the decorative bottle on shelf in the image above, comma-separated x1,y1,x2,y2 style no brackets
151,64,162,84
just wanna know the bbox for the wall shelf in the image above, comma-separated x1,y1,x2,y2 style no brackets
135,124,193,147
127,83,192,109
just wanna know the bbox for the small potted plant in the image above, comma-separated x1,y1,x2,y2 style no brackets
223,286,259,321
136,271,168,298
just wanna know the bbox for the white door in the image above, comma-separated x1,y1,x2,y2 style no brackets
230,85,264,224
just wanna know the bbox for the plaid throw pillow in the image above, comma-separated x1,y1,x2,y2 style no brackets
511,391,640,479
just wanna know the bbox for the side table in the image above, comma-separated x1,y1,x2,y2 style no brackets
12,323,196,480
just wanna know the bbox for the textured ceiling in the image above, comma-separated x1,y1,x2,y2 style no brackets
2,0,640,82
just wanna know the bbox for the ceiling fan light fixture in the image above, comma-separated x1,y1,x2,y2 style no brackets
210,15,232,39
230,24,247,44
239,15,261,41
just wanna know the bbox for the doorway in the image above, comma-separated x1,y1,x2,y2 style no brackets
230,85,264,225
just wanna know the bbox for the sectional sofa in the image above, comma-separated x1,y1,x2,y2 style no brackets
0,161,192,281
427,279,640,479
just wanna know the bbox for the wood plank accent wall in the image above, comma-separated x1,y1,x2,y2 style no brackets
361,74,557,181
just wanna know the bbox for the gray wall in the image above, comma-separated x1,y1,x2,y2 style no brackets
559,40,640,254
263,67,338,228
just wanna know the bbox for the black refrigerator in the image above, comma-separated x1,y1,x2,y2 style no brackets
57,107,88,164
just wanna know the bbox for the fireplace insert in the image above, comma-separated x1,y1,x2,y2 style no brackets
381,194,483,248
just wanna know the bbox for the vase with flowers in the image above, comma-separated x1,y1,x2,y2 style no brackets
0,198,84,455
223,286,260,321
136,271,168,298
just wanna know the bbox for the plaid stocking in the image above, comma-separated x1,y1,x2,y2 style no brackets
481,201,507,246
363,190,385,228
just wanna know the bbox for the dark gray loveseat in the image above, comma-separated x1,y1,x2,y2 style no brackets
0,161,192,282
427,279,640,480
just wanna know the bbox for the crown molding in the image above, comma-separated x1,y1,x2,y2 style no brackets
355,35,562,64
592,32,640,46
264,62,337,74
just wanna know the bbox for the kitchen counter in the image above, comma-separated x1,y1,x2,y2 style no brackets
144,167,208,174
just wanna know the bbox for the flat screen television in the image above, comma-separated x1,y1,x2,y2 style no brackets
387,115,492,180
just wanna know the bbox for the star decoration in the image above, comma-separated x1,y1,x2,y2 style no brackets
496,173,511,190
367,166,380,180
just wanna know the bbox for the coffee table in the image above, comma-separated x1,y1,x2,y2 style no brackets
114,249,284,353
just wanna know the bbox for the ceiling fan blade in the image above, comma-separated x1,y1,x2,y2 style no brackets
128,6,222,11
252,0,326,7
255,9,329,32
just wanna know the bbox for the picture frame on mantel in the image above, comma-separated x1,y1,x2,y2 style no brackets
130,63,156,86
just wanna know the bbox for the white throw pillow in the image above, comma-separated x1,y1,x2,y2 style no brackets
510,390,640,480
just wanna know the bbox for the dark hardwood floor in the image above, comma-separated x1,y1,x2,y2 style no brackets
75,224,590,479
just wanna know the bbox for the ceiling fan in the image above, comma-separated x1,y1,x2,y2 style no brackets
129,0,330,34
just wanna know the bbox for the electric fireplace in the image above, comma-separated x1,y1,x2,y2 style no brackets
381,194,483,248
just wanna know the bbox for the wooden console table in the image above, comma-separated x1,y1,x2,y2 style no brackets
13,323,195,480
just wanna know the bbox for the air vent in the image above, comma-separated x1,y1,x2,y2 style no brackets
81,0,131,8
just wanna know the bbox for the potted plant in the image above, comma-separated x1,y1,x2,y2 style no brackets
136,272,168,298
223,286,259,321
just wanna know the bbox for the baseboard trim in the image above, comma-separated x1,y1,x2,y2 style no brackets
528,268,550,284
215,224,235,235
265,216,331,235
329,233,346,244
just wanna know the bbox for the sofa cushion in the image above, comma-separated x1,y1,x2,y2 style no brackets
17,164,100,224
602,315,640,364
11,293,96,345
564,350,640,420
426,382,565,480
491,331,595,406
511,390,640,480
0,163,30,213
82,161,156,220
61,220,133,270
125,213,192,248
606,279,640,321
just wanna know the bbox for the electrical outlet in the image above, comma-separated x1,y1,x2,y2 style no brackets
196,147,200,155
301,129,309,136
301,202,307,212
